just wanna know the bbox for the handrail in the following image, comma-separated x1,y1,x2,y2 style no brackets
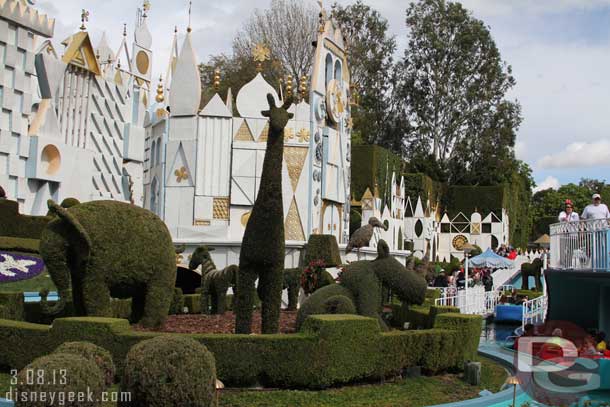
549,218,610,271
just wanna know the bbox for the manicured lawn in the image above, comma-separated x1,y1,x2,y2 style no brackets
0,270,56,293
218,357,508,407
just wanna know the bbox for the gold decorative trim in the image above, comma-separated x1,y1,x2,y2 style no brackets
241,211,251,227
175,166,188,183
258,122,269,143
194,219,211,226
284,147,308,191
285,198,305,241
235,121,254,141
212,197,230,220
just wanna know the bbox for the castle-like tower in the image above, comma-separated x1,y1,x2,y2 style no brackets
143,5,352,252
0,1,151,214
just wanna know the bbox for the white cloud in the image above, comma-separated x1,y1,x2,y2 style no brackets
533,176,560,193
537,140,610,169
460,0,610,18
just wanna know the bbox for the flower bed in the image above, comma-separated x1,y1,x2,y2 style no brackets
0,252,45,283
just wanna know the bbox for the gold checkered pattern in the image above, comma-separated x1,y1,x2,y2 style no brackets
213,197,230,220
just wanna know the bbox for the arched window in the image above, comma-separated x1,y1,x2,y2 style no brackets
151,140,156,167
334,60,342,82
150,177,158,214
325,53,333,87
155,139,161,165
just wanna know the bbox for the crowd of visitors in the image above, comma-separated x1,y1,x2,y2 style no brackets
514,325,610,359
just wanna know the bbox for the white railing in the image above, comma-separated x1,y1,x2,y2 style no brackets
435,286,500,315
522,295,547,330
550,219,610,271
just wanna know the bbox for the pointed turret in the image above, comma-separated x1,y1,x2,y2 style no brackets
168,29,201,116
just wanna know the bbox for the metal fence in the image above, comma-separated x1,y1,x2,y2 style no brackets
550,219,610,271
522,295,547,329
434,286,500,315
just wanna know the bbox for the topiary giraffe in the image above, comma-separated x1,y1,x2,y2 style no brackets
234,94,293,334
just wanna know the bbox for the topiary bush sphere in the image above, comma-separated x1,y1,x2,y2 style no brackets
54,341,115,386
120,336,217,407
15,353,106,407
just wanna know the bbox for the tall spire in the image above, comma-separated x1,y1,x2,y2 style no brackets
168,26,201,116
165,26,179,95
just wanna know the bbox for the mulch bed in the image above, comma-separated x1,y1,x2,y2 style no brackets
134,310,298,334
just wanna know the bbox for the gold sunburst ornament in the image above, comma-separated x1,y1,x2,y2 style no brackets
253,43,270,72
175,167,188,183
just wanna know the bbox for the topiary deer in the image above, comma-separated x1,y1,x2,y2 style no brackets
234,94,293,334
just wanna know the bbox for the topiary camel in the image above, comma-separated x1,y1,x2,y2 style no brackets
234,94,293,334
296,239,427,331
520,258,543,291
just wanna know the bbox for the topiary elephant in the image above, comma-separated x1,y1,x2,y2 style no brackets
39,200,176,328
296,239,427,331
520,258,543,291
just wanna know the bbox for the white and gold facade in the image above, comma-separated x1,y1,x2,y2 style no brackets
0,0,149,214
143,6,352,261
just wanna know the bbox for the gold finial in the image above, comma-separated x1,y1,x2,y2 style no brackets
253,43,270,72
299,75,308,100
95,49,100,60
187,1,192,33
80,9,89,31
156,75,164,103
143,0,151,18
117,58,121,69
285,74,293,98
317,1,326,33
213,68,221,92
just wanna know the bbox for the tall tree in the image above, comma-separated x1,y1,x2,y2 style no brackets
394,0,520,181
233,0,317,81
332,1,398,148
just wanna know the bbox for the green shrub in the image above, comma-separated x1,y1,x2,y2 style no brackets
283,268,301,310
0,236,40,253
425,288,441,301
434,313,482,361
428,305,459,328
16,353,106,407
296,284,355,330
169,287,184,315
54,341,115,386
404,305,430,329
120,336,216,407
0,314,483,389
0,199,51,239
183,294,201,314
0,292,24,321
304,235,342,267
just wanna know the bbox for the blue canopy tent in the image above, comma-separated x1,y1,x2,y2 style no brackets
468,248,514,269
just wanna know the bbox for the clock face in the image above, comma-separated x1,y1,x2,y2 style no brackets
325,79,347,125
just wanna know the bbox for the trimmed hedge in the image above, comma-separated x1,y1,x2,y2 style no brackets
54,341,115,386
0,236,40,253
0,292,24,321
16,353,106,407
169,287,185,315
0,199,51,239
391,304,460,330
304,234,342,267
183,294,202,314
433,313,482,361
121,336,216,407
0,313,482,389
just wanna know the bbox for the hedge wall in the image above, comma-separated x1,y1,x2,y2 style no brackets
0,313,482,389
390,304,460,330
0,236,40,253
433,313,482,361
351,145,404,204
0,200,51,239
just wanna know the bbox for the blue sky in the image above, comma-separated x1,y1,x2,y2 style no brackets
37,0,610,191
